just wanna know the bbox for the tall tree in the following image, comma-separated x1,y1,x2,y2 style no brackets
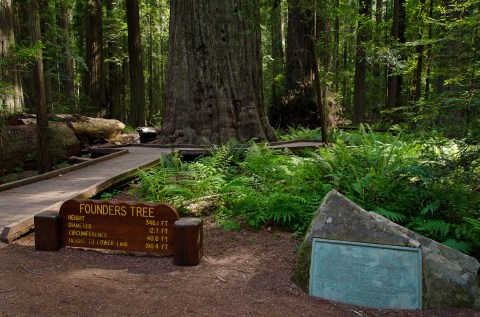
272,0,317,128
352,0,371,124
58,0,75,103
387,0,406,110
270,0,284,111
126,0,146,127
105,0,126,121
0,0,24,113
85,0,106,114
158,0,276,144
29,0,51,173
285,0,314,93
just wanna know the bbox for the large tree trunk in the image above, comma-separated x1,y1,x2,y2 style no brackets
126,0,146,128
0,0,24,113
29,0,51,174
85,0,106,115
158,0,275,144
353,0,371,124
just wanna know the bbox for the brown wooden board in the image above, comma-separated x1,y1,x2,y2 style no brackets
59,199,180,254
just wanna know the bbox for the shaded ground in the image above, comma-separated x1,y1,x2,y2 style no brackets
1,218,479,317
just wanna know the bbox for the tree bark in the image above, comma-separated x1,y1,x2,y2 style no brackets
413,0,426,102
105,0,125,122
0,0,24,113
126,0,146,127
59,2,75,103
310,38,329,143
387,0,406,110
353,0,371,124
29,0,51,174
158,0,275,144
270,0,284,111
85,0,106,115
424,0,434,99
285,0,314,93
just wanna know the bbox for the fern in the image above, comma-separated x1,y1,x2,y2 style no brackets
464,217,480,231
373,208,406,223
409,219,451,238
442,239,473,254
137,129,480,257
421,200,440,216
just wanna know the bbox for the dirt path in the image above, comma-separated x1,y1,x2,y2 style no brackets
0,219,478,317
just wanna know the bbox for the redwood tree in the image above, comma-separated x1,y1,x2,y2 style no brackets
29,0,51,173
158,0,275,144
85,0,106,114
126,0,146,127
352,0,371,124
0,0,24,112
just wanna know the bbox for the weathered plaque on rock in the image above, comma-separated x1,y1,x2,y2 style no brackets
309,239,422,310
60,199,180,254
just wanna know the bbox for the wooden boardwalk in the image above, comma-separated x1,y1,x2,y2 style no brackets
0,146,180,243
0,141,322,244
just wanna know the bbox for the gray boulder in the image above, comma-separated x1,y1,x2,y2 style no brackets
293,190,480,310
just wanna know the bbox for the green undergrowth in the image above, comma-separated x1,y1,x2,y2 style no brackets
138,128,480,257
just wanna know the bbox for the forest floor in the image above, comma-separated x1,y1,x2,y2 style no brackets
1,138,479,316
0,188,479,317
1,220,479,316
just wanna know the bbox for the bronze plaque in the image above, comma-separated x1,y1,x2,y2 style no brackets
60,199,180,254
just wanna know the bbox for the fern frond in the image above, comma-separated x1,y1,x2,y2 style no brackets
463,217,480,231
373,208,406,223
442,239,472,254
411,219,451,238
421,200,440,216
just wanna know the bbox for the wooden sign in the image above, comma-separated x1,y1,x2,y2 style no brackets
59,199,180,254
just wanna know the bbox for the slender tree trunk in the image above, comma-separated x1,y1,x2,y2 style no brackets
424,0,434,99
334,0,340,93
320,15,331,126
29,0,51,174
310,38,329,143
126,0,146,127
270,0,284,111
85,0,106,115
105,0,124,121
59,2,75,103
353,0,371,124
0,0,24,113
413,0,426,102
387,0,406,110
158,0,276,144
148,0,155,124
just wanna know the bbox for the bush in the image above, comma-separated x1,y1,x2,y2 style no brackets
138,130,480,257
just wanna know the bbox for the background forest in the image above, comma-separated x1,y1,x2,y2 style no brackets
1,0,479,139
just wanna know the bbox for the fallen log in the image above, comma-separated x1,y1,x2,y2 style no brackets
57,114,126,145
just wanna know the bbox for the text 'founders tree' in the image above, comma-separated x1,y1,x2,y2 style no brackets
158,0,276,144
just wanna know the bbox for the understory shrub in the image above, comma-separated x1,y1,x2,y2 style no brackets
138,130,480,257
